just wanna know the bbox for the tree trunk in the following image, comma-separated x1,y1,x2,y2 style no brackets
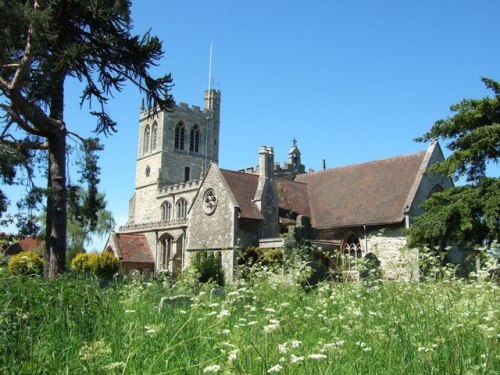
45,131,67,276
44,76,67,277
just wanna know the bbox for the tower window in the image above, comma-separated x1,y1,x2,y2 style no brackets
161,201,172,221
175,122,185,150
189,124,200,153
151,121,158,151
143,124,150,154
176,198,188,219
184,167,190,182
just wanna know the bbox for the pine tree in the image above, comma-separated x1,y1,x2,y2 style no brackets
0,0,174,275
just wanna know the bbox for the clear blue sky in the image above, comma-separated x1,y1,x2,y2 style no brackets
4,0,500,250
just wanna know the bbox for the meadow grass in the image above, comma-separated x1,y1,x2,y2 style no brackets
0,270,498,374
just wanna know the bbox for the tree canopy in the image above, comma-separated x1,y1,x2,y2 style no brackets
0,0,174,275
409,78,500,251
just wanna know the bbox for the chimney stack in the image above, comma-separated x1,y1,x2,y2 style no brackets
254,146,279,238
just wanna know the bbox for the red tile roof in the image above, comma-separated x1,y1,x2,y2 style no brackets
17,237,43,251
295,151,426,228
114,233,154,264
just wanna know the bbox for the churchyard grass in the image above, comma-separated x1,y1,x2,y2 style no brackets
0,269,498,374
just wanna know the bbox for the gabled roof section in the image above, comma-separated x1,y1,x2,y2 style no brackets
113,233,154,264
295,149,427,228
275,178,310,217
220,169,262,220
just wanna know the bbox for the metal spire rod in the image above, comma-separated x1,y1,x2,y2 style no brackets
208,43,213,91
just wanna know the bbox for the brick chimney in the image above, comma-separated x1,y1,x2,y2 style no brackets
253,146,279,238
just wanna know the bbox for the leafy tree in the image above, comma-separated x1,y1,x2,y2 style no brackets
0,0,174,276
409,78,500,251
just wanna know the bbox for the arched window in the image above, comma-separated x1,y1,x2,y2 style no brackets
189,124,200,152
161,201,172,221
342,233,362,270
176,198,188,219
143,124,150,154
151,121,158,151
160,234,173,270
175,122,185,150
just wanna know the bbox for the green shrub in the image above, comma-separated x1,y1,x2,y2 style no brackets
238,246,283,267
193,249,225,286
71,252,118,278
71,252,98,275
8,250,44,276
94,251,120,279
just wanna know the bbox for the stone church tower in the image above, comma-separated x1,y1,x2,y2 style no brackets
128,89,221,225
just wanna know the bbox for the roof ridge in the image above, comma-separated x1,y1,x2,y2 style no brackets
304,149,427,176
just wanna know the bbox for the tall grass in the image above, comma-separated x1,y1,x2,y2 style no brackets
0,271,498,374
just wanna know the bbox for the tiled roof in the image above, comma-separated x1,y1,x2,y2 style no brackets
220,169,262,220
275,178,310,217
295,151,426,228
115,233,154,264
17,237,42,251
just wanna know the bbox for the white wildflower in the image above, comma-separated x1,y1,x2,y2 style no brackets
248,321,258,326
203,364,221,373
217,309,231,318
209,303,219,308
228,349,240,362
290,354,304,364
278,344,287,354
308,353,327,360
103,362,125,370
264,308,276,313
264,324,279,333
269,319,280,325
291,340,302,348
267,364,283,373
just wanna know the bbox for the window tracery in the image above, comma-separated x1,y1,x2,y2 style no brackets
161,201,172,221
176,198,188,219
143,124,150,154
175,122,185,150
151,121,158,150
189,124,200,153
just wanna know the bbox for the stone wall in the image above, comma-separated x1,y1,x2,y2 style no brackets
366,227,418,281
187,165,236,251
407,142,454,218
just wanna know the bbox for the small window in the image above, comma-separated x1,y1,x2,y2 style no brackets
161,201,172,221
184,167,190,182
143,125,150,154
189,124,200,153
151,121,158,151
175,122,185,150
176,198,188,219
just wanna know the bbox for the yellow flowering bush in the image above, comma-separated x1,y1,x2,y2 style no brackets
8,250,44,276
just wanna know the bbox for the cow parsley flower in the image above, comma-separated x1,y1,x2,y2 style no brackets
267,364,283,373
203,364,221,373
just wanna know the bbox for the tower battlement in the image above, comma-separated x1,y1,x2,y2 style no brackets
158,179,201,196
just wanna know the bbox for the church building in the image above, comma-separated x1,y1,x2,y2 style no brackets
104,89,453,280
